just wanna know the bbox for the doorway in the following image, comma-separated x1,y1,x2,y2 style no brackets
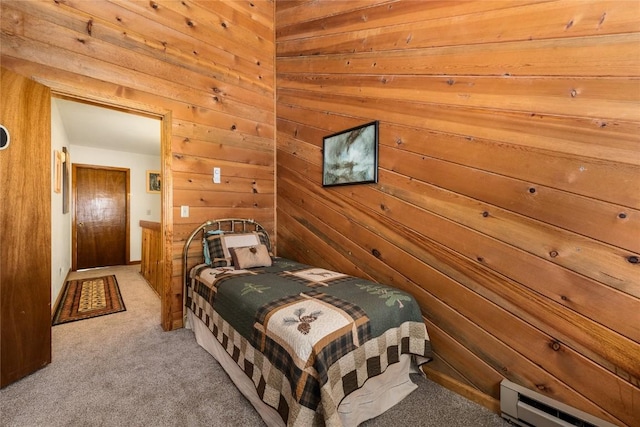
51,95,173,329
72,164,130,270
53,97,161,274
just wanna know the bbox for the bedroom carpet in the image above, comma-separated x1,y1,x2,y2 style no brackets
52,275,126,326
0,265,511,427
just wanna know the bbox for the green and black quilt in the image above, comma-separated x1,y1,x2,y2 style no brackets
187,257,431,426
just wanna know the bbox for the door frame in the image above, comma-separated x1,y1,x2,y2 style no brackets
71,164,131,271
51,91,174,331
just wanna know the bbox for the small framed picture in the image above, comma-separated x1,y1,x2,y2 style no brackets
146,170,161,193
322,121,379,187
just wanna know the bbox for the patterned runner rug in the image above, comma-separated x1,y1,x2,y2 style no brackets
52,275,126,326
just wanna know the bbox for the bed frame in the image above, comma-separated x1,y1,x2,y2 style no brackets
181,218,271,290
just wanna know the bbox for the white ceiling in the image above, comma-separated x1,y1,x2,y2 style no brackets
53,98,161,156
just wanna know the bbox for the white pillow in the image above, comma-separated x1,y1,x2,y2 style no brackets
222,233,261,259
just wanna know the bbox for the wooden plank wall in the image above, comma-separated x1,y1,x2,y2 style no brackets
275,1,640,425
0,0,275,330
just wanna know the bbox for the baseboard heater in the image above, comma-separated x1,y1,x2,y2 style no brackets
500,379,617,427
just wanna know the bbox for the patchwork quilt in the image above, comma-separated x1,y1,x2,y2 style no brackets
187,258,431,426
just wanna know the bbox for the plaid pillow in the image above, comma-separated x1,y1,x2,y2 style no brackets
256,230,272,254
203,231,230,267
204,231,272,266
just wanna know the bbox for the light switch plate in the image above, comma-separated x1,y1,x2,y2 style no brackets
213,167,221,184
180,205,189,218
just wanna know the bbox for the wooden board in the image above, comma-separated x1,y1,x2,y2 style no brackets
0,67,52,388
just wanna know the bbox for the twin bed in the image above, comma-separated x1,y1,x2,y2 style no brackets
182,218,432,426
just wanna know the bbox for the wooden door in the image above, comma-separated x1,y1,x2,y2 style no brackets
0,68,52,388
73,165,129,270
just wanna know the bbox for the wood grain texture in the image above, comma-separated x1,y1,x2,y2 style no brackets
0,0,275,331
73,165,129,270
2,0,638,423
0,67,52,387
275,1,640,425
140,221,162,296
277,1,640,55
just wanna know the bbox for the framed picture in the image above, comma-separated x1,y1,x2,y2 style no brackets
322,120,379,187
146,170,161,193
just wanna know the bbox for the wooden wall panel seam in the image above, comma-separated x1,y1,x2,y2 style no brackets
276,73,640,122
277,2,640,56
276,33,640,78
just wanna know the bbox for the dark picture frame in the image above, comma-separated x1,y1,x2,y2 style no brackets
322,120,379,187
